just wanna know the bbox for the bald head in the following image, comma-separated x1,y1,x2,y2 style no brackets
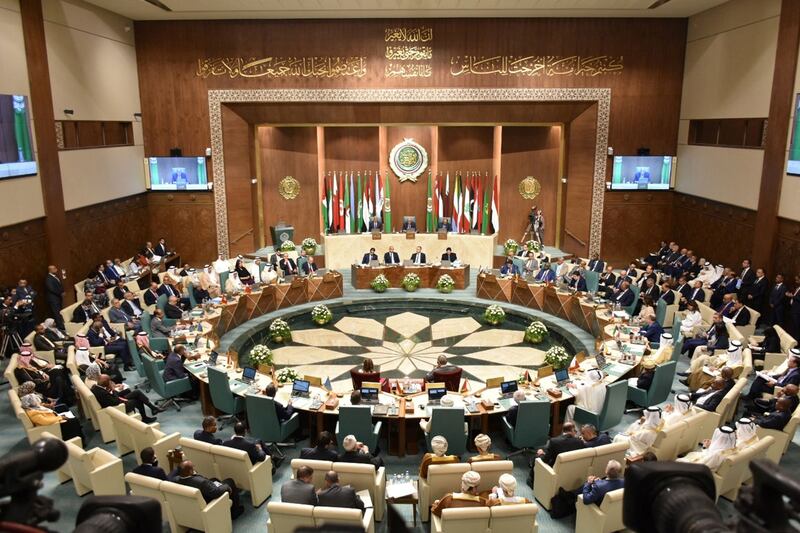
776,397,791,412
720,367,734,380
437,355,448,366
562,422,576,435
179,461,194,477
98,374,111,388
783,384,798,397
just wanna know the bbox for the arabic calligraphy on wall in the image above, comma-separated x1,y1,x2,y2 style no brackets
385,63,432,78
196,56,367,79
450,55,624,77
383,26,434,79
385,46,432,61
384,27,433,42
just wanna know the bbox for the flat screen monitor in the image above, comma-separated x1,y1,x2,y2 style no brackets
292,379,310,394
145,156,210,190
427,387,447,401
554,368,570,384
207,351,219,366
500,380,518,395
789,94,800,175
0,95,37,179
610,155,675,190
360,387,379,402
241,366,257,381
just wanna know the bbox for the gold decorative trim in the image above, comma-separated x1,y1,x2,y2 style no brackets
208,88,610,257
278,176,301,199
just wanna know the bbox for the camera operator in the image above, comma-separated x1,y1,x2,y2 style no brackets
12,280,37,338
1,293,32,343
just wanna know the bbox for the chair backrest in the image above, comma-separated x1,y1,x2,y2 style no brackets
178,437,217,478
584,270,599,293
776,326,798,353
140,311,152,336
350,369,381,390
489,503,539,533
720,378,748,423
4,354,19,390
334,461,380,500
126,331,146,378
267,502,315,533
552,446,596,491
211,444,256,490
186,281,198,308
8,389,34,430
125,472,169,519
290,458,333,488
429,407,467,455
469,460,513,493
64,436,93,488
625,284,640,316
433,367,463,391
156,293,167,311
598,488,625,532
646,361,677,406
246,394,283,443
312,506,365,529
161,481,220,531
141,354,168,397
652,421,686,460
655,298,667,325
678,410,712,455
337,406,375,445
598,381,629,431
511,400,550,447
70,374,97,423
697,302,715,325
427,463,471,503
439,506,491,533
208,366,238,414
589,441,629,478
715,436,772,497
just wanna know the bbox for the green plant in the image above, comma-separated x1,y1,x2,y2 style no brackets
503,239,519,256
279,240,296,252
311,304,333,325
544,345,571,370
484,304,506,325
301,237,317,254
524,321,548,344
525,240,542,253
269,318,292,342
436,274,455,293
276,368,299,384
248,344,273,368
370,274,390,293
401,272,421,292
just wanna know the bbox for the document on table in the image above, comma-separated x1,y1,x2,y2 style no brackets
356,489,373,508
386,482,417,499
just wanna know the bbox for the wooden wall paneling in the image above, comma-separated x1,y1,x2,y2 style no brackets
775,218,800,278
317,126,326,236
600,191,673,268
438,126,494,176
671,192,756,270
561,106,597,257
0,219,49,319
385,125,433,230
258,127,320,245
499,126,561,246
221,105,257,255
147,192,217,266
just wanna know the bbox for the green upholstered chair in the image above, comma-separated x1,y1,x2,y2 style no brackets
208,366,245,426
142,354,192,411
139,312,170,353
156,294,168,312
126,331,146,380
573,380,628,432
655,298,667,326
502,400,550,457
186,282,198,309
624,284,641,317
423,407,468,457
246,394,299,459
584,270,600,293
670,333,683,363
671,313,682,340
627,361,677,409
296,256,308,276
218,270,229,292
335,406,382,451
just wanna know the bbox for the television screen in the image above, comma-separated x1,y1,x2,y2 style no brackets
146,156,209,190
0,94,37,179
610,155,674,190
788,94,800,175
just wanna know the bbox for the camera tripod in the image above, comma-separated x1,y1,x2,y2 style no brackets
0,326,23,359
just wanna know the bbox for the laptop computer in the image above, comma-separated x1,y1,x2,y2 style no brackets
207,351,219,367
500,380,518,399
239,366,257,385
403,259,413,267
427,387,447,405
440,260,452,268
291,379,311,398
595,353,611,370
554,368,571,385
360,387,380,404
369,259,380,268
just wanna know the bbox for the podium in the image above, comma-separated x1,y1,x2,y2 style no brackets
270,222,294,247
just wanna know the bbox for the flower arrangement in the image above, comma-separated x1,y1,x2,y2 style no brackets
503,239,519,256
248,344,273,370
401,272,421,292
276,368,299,384
524,321,548,344
484,304,506,325
370,274,390,293
311,304,333,325
436,274,455,293
269,318,292,342
544,345,571,370
525,240,543,253
279,240,296,252
301,237,317,255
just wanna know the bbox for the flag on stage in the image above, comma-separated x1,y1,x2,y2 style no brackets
349,172,356,233
383,171,392,231
491,175,500,233
481,175,491,235
426,171,434,232
475,175,484,232
436,174,443,229
321,177,329,235
343,172,351,234
338,171,345,232
471,174,480,230
332,171,339,232
356,173,364,233
444,173,451,221
375,172,383,223
362,174,370,230
462,174,471,233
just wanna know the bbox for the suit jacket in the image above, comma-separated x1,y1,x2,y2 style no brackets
636,371,654,391
143,289,160,306
159,284,180,298
568,277,588,291
109,307,132,324
500,264,521,276
535,269,556,283
72,303,100,324
337,450,377,469
691,388,726,412
367,220,382,231
222,436,266,464
687,288,705,302
582,433,612,448
121,299,143,317
599,272,617,287
361,253,378,265
411,252,427,264
44,273,63,299
755,410,791,430
748,278,767,304
151,317,171,338
641,285,660,300
441,252,457,262
582,478,624,505
274,399,294,423
717,301,734,317
163,353,187,382
657,289,674,306
402,220,417,231
279,258,297,276
112,286,127,300
776,367,800,388
155,243,168,257
164,303,183,319
614,289,634,307
193,429,222,445
91,384,122,408
676,284,692,300
87,328,111,347
739,268,756,289
33,333,56,351
317,484,365,511
104,266,121,282
300,446,339,462
176,474,231,504
281,479,319,506
505,405,520,427
132,463,168,481
588,259,604,273
770,283,786,308
301,261,318,275
383,251,400,264
541,434,585,466
731,306,751,326
640,322,664,343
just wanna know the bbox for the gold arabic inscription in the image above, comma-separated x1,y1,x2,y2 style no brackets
450,55,624,77
196,56,367,79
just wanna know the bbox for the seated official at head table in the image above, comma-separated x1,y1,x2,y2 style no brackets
500,257,520,276
384,246,400,265
568,271,587,291
361,247,378,265
402,217,417,231
301,256,318,275
367,215,382,231
425,354,462,382
534,263,556,283
411,246,426,265
441,247,457,262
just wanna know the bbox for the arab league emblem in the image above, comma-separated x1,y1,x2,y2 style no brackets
278,176,300,200
389,138,428,182
519,176,541,200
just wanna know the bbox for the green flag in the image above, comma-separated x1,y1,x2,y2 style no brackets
426,171,434,232
481,177,491,235
383,172,392,231
344,172,351,234
356,174,363,232
321,176,329,235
